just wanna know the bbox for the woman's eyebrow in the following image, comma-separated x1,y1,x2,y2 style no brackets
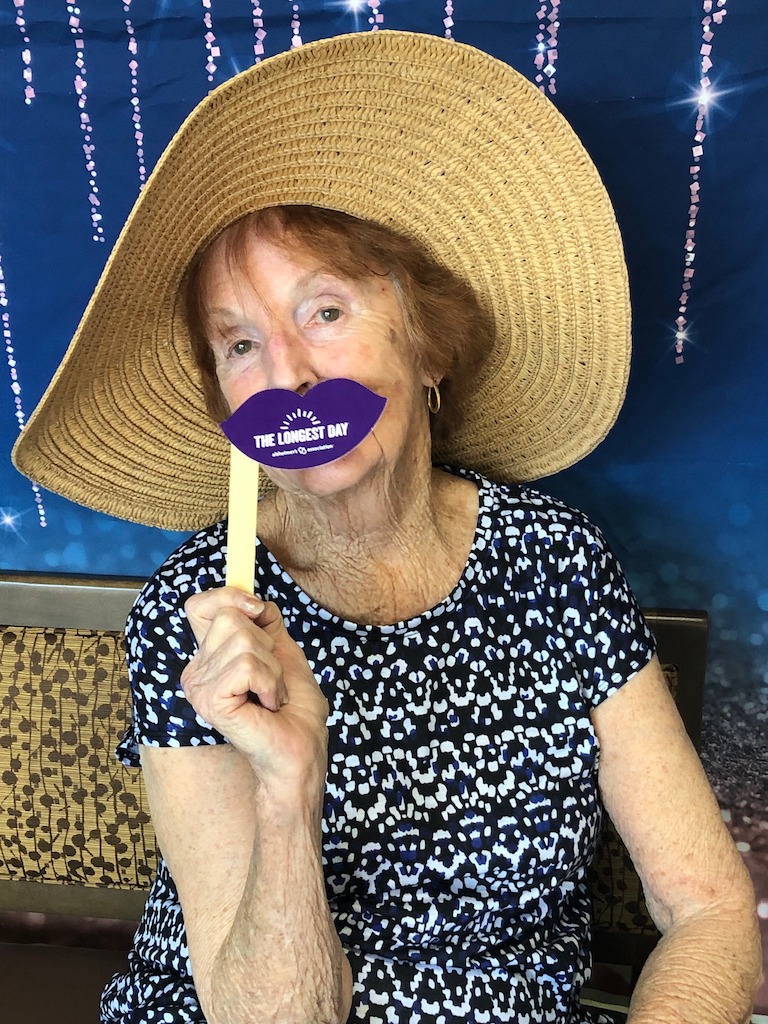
206,306,256,325
294,268,357,292
208,273,348,318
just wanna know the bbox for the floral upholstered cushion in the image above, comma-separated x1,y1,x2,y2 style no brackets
0,625,156,889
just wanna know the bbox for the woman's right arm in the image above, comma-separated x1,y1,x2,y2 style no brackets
139,590,352,1024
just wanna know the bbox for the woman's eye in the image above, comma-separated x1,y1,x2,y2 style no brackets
317,307,342,324
230,339,253,357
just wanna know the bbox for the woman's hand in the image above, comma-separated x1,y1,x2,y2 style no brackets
181,587,329,789
142,589,349,1024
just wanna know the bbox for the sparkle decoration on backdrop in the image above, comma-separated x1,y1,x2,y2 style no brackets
0,508,25,540
335,1,365,30
202,0,220,81
534,0,561,95
251,3,266,61
367,0,383,30
13,0,34,103
290,1,302,47
0,246,47,528
66,3,104,243
123,2,147,190
444,1,454,39
674,0,728,364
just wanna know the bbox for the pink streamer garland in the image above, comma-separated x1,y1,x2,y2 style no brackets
674,0,728,364
534,0,560,96
66,3,104,243
367,0,383,30
290,2,302,47
13,0,34,104
252,3,266,62
0,245,47,527
123,2,146,190
444,1,454,39
202,0,220,82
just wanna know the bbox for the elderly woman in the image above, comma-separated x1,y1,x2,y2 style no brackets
14,31,759,1024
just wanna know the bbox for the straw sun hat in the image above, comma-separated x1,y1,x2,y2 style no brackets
13,30,630,532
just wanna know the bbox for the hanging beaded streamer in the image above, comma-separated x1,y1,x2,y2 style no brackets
252,3,266,62
123,1,147,190
290,2,303,47
13,0,34,104
66,3,103,243
444,1,454,40
367,0,383,31
534,0,560,96
1,245,47,528
674,0,728,364
202,0,220,83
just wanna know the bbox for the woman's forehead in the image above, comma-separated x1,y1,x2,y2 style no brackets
201,208,391,286
200,226,391,309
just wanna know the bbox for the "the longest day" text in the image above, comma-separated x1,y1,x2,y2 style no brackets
252,422,350,449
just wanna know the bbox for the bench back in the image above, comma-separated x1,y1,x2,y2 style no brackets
0,573,150,920
0,572,707,971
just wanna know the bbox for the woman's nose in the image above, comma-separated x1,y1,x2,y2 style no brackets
265,332,316,394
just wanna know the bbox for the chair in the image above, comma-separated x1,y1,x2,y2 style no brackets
0,572,149,1024
0,573,709,1021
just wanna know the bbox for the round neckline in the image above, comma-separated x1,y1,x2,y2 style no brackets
257,468,497,635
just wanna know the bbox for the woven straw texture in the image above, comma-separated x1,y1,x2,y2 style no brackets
13,30,629,530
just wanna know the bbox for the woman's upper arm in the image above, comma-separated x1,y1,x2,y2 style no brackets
140,743,258,1008
591,655,755,932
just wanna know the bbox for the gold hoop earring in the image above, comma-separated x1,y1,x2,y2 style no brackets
427,383,441,415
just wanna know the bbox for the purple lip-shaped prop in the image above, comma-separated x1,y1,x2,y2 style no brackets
221,378,387,470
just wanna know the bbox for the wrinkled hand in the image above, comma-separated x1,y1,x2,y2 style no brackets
181,588,329,788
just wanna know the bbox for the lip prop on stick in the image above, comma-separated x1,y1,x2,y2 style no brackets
220,378,387,593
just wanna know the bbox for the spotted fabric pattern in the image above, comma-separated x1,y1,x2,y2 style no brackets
101,471,655,1024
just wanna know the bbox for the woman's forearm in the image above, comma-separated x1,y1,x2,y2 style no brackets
207,780,352,1024
627,901,761,1024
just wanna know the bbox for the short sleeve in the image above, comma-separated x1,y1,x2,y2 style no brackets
555,516,656,709
116,528,229,767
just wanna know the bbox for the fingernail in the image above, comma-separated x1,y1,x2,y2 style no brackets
245,597,265,615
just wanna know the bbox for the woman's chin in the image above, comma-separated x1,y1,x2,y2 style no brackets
265,450,375,501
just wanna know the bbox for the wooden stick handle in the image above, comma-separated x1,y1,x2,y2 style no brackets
225,445,260,594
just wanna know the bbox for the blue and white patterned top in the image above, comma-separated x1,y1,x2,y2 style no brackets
102,470,654,1024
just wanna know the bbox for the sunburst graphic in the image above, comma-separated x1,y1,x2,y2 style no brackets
280,409,322,432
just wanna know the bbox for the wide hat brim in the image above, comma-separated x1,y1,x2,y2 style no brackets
13,30,630,532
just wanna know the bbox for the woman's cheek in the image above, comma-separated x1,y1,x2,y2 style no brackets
215,357,267,410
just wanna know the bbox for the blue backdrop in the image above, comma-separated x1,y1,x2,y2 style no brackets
1,1,766,1002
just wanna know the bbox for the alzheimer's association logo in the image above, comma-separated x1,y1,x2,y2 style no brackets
221,379,386,469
